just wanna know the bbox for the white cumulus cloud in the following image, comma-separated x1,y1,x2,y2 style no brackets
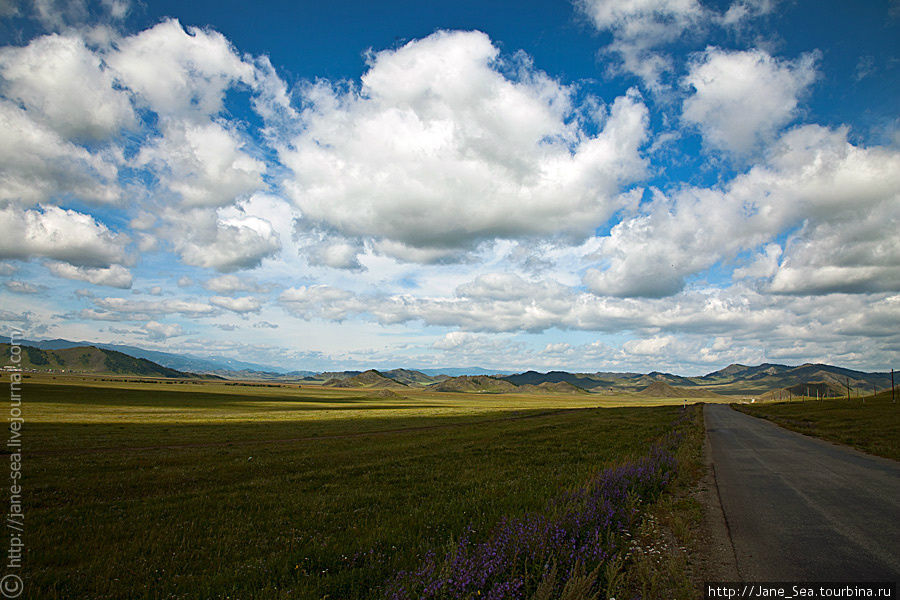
46,261,133,288
682,47,818,156
135,119,265,207
107,19,254,120
577,0,707,88
0,205,129,267
0,33,135,141
584,125,900,298
142,320,184,340
209,295,262,313
175,213,281,272
282,30,649,264
0,101,122,206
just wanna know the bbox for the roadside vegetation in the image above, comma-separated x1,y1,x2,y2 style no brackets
734,391,899,460
17,376,705,599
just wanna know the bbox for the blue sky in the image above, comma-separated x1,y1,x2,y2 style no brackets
0,0,898,374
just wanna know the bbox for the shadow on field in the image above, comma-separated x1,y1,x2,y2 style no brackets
27,408,580,454
22,381,419,409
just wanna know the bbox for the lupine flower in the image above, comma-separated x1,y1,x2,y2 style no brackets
383,411,688,600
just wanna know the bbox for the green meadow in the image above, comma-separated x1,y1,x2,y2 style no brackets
13,376,703,599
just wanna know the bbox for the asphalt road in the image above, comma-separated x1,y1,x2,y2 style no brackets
705,404,900,581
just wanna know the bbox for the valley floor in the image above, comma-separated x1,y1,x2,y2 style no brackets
14,375,704,599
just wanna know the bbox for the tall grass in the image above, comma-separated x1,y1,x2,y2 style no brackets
20,381,690,599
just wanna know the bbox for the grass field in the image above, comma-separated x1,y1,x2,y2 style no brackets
734,391,900,461
10,375,704,599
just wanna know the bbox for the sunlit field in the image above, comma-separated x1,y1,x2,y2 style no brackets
14,375,703,599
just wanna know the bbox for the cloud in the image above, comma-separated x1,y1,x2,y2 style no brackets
135,119,265,207
0,33,136,141
577,0,707,88
542,342,573,355
76,308,146,321
0,101,122,206
93,296,216,316
298,233,364,270
100,0,130,20
769,213,900,295
46,261,133,288
832,295,900,338
12,0,131,30
203,274,267,293
577,0,783,90
733,243,782,280
282,30,649,264
29,0,88,30
431,332,522,363
623,335,678,356
749,126,900,294
279,285,367,321
0,0,19,17
456,272,569,302
142,320,184,340
855,55,875,81
277,275,749,335
209,295,262,313
0,205,129,267
107,19,254,119
582,186,751,298
270,268,899,373
584,125,900,297
0,309,31,324
175,213,281,272
720,0,778,26
682,47,818,156
0,15,893,373
4,280,43,294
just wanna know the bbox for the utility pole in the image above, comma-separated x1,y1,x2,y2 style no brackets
892,369,895,403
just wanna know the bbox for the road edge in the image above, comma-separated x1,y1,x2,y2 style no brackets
696,403,740,581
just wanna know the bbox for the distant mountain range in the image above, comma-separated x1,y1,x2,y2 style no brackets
14,338,306,376
286,365,894,398
695,362,894,396
12,339,504,378
5,339,894,397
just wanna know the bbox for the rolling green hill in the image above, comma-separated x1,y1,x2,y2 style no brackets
694,363,892,396
382,368,448,386
0,344,195,378
637,381,724,398
500,363,893,397
428,375,519,393
324,369,409,389
517,381,590,394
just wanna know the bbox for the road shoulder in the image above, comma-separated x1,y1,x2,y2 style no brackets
695,404,740,582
